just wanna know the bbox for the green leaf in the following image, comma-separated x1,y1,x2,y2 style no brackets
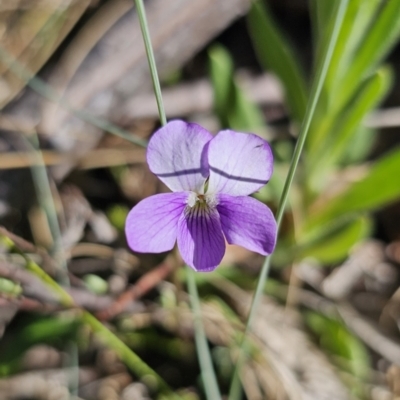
84,274,108,295
307,66,393,189
297,215,371,264
0,278,22,296
20,315,80,344
341,125,376,166
324,0,382,97
254,162,288,204
335,0,400,111
0,315,80,373
246,0,308,121
209,44,231,128
305,312,371,380
309,0,338,48
309,146,400,226
332,66,392,163
208,44,267,135
107,204,129,231
307,0,394,154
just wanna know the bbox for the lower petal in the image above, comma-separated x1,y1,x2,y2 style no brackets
125,192,187,253
217,194,277,255
177,207,225,272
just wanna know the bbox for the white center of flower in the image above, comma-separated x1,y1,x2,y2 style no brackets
187,192,217,213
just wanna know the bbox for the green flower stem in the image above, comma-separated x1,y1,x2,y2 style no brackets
187,267,222,400
0,45,147,148
228,1,349,399
134,1,221,398
134,0,167,126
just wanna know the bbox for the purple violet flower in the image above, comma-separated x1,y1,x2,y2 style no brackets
125,120,277,272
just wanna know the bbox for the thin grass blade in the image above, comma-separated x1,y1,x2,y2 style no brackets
134,0,166,126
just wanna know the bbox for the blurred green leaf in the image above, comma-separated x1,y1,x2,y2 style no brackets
84,274,108,295
121,331,194,361
324,0,382,97
306,312,371,380
297,215,371,264
334,0,400,112
273,141,294,162
208,44,267,135
0,278,22,296
209,44,230,128
20,315,79,344
162,69,182,86
331,66,392,162
307,0,393,155
212,346,234,383
254,162,287,204
247,0,307,121
309,146,400,227
107,204,129,231
308,66,392,189
0,315,80,375
309,0,338,49
341,125,376,166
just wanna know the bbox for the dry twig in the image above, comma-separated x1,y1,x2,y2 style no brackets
97,256,175,320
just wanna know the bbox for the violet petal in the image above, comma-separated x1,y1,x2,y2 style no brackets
177,207,225,272
207,130,273,196
217,194,277,255
147,120,212,192
125,192,187,253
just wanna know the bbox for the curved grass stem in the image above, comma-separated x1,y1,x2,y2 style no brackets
134,0,167,126
228,1,350,399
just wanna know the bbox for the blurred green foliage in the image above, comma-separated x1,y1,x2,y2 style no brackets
0,315,80,376
0,278,22,297
107,204,130,231
83,274,108,295
247,0,308,122
306,311,371,396
209,44,267,136
210,0,400,266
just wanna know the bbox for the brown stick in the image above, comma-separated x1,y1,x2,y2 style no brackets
97,258,175,320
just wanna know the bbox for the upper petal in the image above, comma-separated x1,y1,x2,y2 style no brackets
177,206,225,272
147,120,213,192
217,194,277,255
125,192,187,253
207,130,273,196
